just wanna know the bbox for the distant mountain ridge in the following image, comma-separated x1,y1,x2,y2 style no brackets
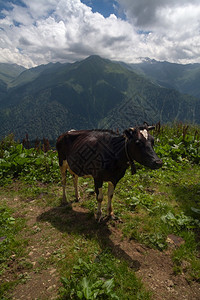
0,56,199,141
0,63,25,85
124,59,200,98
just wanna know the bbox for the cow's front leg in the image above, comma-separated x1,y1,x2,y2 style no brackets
60,160,68,206
94,180,103,222
107,182,115,217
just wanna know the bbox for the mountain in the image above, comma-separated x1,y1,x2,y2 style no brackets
0,63,26,85
9,62,63,88
126,59,200,98
0,63,26,104
0,56,199,141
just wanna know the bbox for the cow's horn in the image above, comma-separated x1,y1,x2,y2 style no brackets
148,126,155,131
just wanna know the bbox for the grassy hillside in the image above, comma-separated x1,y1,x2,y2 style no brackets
0,124,199,299
1,56,200,140
129,60,200,98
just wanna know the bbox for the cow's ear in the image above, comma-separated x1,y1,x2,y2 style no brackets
147,126,155,131
140,122,155,131
124,128,140,140
124,128,133,139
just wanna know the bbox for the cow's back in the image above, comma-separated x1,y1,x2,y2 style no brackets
56,130,125,177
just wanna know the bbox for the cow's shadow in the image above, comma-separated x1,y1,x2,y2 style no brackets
37,205,141,270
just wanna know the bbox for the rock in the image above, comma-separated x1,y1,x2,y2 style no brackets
166,234,185,248
166,279,174,287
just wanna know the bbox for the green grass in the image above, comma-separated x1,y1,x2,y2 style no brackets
60,251,151,300
0,124,200,298
0,204,28,298
0,205,27,267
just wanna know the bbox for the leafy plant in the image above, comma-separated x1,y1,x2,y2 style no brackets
161,211,200,231
60,256,119,299
154,123,200,164
0,138,60,185
142,232,167,250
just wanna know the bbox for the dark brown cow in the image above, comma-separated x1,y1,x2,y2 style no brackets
56,124,162,221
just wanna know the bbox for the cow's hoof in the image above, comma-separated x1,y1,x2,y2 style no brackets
107,214,123,223
95,214,103,223
75,197,81,203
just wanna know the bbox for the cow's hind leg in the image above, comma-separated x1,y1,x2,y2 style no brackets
94,179,103,222
72,174,80,202
60,160,68,206
107,182,115,218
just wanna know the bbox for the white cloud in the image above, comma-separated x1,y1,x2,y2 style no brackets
0,47,34,67
117,0,200,28
0,0,200,67
117,0,200,63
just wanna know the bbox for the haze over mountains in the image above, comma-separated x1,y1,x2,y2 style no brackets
0,55,200,140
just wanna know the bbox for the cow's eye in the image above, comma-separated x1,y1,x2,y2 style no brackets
135,140,144,148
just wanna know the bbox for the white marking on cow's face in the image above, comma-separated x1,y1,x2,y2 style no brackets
140,129,148,140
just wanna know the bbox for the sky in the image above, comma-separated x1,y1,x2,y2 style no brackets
0,0,200,68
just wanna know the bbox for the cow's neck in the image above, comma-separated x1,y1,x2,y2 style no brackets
109,134,136,174
124,138,136,174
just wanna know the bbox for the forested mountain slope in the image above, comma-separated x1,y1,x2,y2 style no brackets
127,59,200,98
0,56,199,140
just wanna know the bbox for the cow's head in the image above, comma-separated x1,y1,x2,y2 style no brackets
124,124,162,170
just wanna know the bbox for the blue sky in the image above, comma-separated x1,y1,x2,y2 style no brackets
0,0,24,16
81,0,119,18
0,0,121,19
0,0,200,67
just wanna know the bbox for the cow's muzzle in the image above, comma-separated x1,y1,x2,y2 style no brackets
152,159,163,169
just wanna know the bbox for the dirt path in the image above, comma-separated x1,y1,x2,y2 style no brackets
2,196,200,300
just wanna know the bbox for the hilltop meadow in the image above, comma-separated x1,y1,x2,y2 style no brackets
0,123,200,299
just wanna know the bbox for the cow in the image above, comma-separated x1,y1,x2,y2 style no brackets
56,124,162,221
